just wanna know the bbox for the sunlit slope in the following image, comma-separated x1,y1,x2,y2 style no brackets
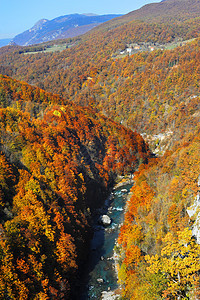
117,124,200,299
0,75,150,299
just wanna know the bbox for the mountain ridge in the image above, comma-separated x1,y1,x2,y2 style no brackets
10,13,122,46
90,0,200,32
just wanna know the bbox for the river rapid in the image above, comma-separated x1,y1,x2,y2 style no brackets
80,181,133,299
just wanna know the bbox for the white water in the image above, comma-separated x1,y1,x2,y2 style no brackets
80,183,132,299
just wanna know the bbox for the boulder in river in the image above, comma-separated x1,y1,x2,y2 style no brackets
98,214,112,226
97,278,104,284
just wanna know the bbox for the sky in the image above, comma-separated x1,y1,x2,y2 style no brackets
0,0,159,39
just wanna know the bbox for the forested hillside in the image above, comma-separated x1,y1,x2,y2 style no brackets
103,0,200,25
0,10,199,153
0,75,150,299
117,127,200,299
0,0,200,298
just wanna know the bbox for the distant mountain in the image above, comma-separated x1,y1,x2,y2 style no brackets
0,38,12,47
10,13,122,46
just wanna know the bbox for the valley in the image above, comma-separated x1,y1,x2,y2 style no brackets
0,0,200,299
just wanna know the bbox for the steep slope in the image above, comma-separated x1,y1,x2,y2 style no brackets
0,0,200,298
0,75,150,299
117,126,200,299
1,0,199,118
1,37,199,153
74,38,200,152
10,13,122,46
93,0,200,29
124,0,200,21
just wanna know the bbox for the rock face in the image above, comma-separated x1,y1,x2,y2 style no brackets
98,215,112,226
187,175,200,243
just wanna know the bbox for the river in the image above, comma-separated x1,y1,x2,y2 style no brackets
80,182,133,299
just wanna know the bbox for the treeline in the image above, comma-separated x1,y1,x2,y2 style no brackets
0,75,151,299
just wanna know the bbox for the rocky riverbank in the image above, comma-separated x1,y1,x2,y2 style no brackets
79,175,134,299
101,289,121,300
100,176,134,300
113,175,134,190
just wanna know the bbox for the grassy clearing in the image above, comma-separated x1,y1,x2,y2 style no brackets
23,43,69,55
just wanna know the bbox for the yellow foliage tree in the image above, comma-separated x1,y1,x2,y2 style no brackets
146,228,200,299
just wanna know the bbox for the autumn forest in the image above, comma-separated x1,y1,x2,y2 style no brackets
0,0,200,299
